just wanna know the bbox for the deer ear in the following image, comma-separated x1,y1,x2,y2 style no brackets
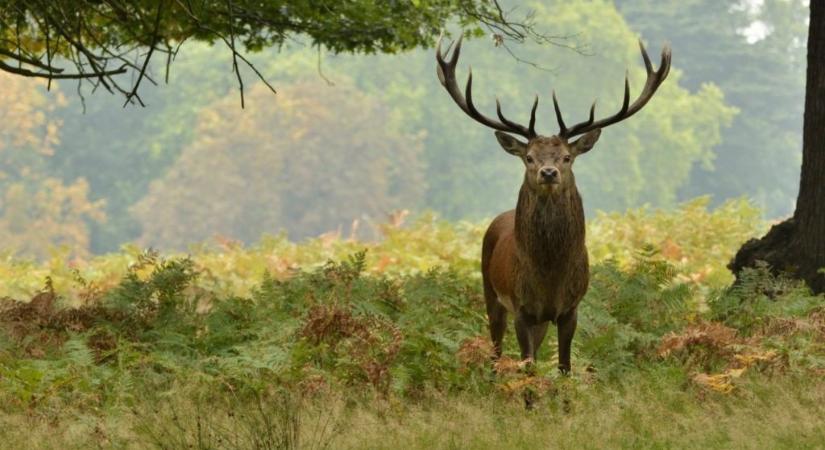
495,131,528,156
572,129,602,155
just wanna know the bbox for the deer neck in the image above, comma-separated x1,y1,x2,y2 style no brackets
514,182,585,267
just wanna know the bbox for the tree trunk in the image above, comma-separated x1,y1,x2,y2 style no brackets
730,1,825,294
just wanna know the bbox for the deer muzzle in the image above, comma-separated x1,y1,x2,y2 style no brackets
539,167,560,185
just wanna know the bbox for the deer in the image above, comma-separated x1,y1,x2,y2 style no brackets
436,36,671,376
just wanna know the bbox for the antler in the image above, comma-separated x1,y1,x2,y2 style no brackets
555,40,672,139
436,35,538,139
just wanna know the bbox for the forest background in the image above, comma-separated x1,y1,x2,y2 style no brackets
0,0,808,258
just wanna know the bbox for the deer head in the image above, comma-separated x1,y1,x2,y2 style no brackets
436,36,671,195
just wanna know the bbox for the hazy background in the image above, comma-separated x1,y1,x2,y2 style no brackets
0,0,808,257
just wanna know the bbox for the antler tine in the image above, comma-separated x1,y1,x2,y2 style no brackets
661,44,672,78
436,37,447,84
434,33,537,139
621,71,631,114
449,35,462,68
435,35,459,86
491,96,534,135
464,67,481,116
640,40,653,75
495,98,516,128
552,91,568,136
558,42,672,139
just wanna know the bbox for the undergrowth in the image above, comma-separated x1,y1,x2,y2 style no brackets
0,198,823,449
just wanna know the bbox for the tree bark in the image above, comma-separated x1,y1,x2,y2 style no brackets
730,1,825,294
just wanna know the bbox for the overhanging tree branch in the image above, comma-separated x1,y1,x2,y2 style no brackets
0,0,572,106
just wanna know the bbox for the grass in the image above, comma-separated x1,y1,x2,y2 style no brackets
1,197,823,449
3,372,824,449
334,374,825,450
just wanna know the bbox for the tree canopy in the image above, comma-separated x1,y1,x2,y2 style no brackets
0,0,555,105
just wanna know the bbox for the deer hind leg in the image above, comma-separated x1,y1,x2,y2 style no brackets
483,280,507,359
557,308,578,375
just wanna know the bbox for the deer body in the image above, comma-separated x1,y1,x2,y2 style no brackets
486,191,588,316
436,36,671,374
482,136,594,370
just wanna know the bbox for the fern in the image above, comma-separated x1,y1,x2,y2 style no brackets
63,334,94,368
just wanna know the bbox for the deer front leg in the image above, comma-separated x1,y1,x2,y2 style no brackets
515,312,544,409
514,312,534,362
529,321,549,361
515,313,550,362
557,308,577,375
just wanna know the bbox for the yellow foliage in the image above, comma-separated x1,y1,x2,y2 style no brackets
0,196,762,301
692,369,744,394
132,79,426,249
588,196,763,286
0,73,102,259
0,178,105,260
0,72,64,167
692,351,779,394
733,351,778,367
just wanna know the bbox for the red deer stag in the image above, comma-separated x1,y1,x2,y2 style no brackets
436,37,671,374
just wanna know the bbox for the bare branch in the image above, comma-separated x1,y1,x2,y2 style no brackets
0,60,126,79
227,0,245,108
174,0,276,99
0,48,64,72
316,45,335,86
123,0,164,107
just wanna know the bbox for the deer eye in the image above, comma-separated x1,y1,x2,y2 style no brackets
525,155,534,164
563,155,571,163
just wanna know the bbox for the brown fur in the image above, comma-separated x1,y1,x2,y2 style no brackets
482,131,600,374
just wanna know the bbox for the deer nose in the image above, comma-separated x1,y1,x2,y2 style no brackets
540,167,559,182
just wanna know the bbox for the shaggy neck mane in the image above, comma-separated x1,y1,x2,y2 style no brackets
514,182,585,271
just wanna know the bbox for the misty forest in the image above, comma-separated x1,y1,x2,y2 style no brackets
1,0,824,448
